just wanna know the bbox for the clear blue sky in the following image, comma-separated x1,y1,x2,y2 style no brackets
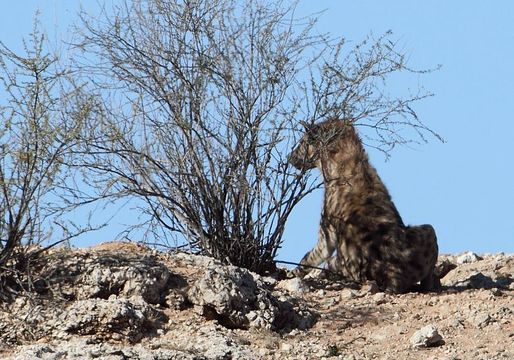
1,1,513,259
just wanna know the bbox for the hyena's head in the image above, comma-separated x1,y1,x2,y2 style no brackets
288,119,353,170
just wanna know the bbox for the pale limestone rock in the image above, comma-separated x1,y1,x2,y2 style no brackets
410,325,443,348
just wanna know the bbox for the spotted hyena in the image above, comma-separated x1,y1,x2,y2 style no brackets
288,119,439,293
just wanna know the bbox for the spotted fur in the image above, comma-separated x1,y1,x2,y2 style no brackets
288,119,439,293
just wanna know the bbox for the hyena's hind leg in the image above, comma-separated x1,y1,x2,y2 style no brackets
293,220,337,277
323,255,354,281
407,224,441,292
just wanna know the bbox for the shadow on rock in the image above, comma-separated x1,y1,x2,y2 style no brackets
27,249,187,306
443,272,513,291
186,264,318,332
0,248,182,346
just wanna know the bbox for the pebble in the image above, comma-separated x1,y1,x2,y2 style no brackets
281,343,292,352
409,325,444,348
258,348,269,357
359,281,380,295
277,277,308,293
451,318,465,328
456,252,482,264
342,355,356,360
468,313,493,328
372,292,386,304
340,288,358,300
490,288,502,296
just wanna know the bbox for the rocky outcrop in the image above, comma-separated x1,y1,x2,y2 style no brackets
0,246,513,360
36,248,172,304
12,340,201,360
187,265,316,331
0,243,317,359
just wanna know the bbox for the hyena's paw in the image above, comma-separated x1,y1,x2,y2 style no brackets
291,266,308,278
420,271,442,293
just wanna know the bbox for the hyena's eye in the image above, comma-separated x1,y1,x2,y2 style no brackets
305,124,321,141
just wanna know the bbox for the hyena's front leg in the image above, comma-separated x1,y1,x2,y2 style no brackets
293,220,336,277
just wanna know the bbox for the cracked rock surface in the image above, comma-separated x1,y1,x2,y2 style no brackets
0,244,513,360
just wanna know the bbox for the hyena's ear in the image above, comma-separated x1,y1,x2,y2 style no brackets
299,120,321,138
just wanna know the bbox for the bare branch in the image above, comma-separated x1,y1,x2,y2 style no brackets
71,0,440,273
